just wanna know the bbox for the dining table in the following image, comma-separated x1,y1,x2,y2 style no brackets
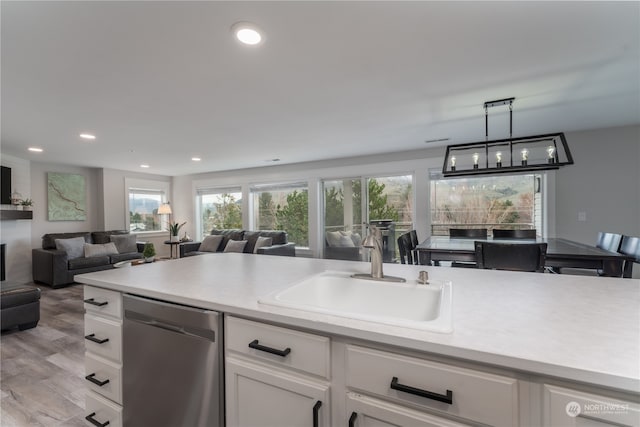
416,236,634,278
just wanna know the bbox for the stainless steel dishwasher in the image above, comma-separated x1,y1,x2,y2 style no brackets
123,294,223,427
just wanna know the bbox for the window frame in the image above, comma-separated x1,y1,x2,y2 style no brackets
195,186,243,239
124,178,170,236
249,181,310,249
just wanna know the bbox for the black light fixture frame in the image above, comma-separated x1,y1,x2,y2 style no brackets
442,98,574,177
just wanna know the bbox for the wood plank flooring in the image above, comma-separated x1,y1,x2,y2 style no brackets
1,283,87,426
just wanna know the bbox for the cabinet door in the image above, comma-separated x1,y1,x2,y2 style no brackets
544,385,640,427
226,356,330,427
346,392,470,427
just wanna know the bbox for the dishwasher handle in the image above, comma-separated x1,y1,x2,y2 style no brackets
126,311,216,341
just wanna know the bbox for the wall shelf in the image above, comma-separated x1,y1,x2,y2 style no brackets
0,210,33,220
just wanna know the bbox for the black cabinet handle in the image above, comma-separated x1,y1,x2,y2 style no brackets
84,298,108,307
84,333,109,344
313,400,322,427
348,411,357,427
390,377,453,404
85,412,110,427
85,373,110,387
248,339,291,357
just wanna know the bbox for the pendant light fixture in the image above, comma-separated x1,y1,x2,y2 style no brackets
442,98,574,176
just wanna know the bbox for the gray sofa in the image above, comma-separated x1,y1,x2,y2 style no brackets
32,230,144,288
180,229,296,257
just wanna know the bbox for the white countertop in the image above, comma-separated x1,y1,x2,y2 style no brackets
76,253,640,393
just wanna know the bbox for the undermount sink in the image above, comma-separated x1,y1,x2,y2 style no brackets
259,271,452,333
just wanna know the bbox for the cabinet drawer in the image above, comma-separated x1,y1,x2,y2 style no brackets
85,353,122,404
346,345,518,427
85,390,122,427
544,384,640,427
84,286,122,319
226,316,330,378
346,392,470,427
84,314,122,363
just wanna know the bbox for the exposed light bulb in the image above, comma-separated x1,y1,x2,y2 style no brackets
547,146,555,158
472,153,479,164
496,151,502,167
450,156,456,167
521,148,529,161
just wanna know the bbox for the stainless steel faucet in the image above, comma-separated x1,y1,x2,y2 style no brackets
362,224,384,278
352,224,406,283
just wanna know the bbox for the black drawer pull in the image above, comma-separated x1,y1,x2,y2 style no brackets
85,373,110,387
85,412,110,427
390,376,453,404
84,333,109,344
84,298,108,307
348,411,357,427
313,400,322,427
248,339,291,357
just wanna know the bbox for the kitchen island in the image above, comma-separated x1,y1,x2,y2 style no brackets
77,253,640,426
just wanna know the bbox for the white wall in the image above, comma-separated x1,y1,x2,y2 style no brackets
0,154,32,282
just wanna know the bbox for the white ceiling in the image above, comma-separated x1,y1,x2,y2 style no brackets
2,1,639,176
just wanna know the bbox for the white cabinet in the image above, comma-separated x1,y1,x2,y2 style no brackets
226,356,330,427
225,316,331,427
345,344,519,427
544,384,640,427
83,286,123,426
346,392,470,427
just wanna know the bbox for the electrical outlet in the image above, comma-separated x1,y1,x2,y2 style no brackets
578,211,586,221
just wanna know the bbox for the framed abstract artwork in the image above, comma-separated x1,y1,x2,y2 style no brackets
47,172,86,221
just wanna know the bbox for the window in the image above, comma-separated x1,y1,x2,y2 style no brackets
126,178,170,234
128,189,167,233
430,173,539,236
251,182,308,248
322,174,413,261
196,187,243,239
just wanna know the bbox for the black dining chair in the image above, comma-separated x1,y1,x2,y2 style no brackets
475,241,548,272
619,236,640,278
397,232,416,265
409,230,420,263
449,228,487,267
561,232,623,276
449,228,488,239
492,229,537,239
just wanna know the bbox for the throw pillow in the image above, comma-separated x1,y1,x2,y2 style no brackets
110,234,137,254
325,231,343,247
84,242,119,258
224,239,248,253
55,237,86,260
253,236,273,254
199,235,224,252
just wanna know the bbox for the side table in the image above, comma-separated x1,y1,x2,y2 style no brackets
164,241,181,259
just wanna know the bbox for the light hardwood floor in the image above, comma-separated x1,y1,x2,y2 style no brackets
1,283,87,426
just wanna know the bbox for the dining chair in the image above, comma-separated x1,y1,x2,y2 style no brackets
397,232,416,265
492,229,537,239
449,228,488,239
561,232,623,277
475,241,547,272
619,236,640,278
449,228,487,267
409,230,420,264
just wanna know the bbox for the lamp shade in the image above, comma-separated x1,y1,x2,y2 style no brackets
158,202,172,215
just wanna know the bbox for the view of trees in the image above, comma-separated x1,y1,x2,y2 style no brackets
201,193,243,237
430,175,535,235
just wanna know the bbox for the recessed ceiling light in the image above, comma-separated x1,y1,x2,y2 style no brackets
28,147,43,152
231,22,263,45
191,157,201,162
80,133,96,140
140,164,150,168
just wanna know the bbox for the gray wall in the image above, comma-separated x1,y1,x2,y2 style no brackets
555,125,640,244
